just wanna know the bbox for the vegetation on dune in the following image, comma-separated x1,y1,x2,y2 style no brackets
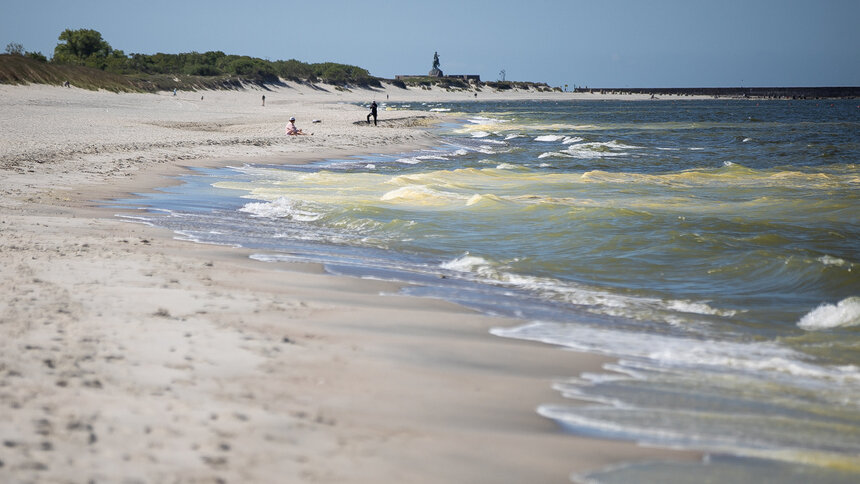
0,52,141,92
400,76,472,90
1,29,382,92
2,29,556,93
484,81,559,92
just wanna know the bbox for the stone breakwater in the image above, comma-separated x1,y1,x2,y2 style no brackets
574,86,860,99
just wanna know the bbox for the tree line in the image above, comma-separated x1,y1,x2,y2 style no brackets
7,28,380,87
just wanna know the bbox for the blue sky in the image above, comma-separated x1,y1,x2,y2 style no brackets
3,0,858,87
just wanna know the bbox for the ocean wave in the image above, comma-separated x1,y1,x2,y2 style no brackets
534,135,566,142
396,154,450,164
239,197,322,221
441,253,736,324
818,255,849,267
577,164,856,190
380,185,466,206
666,300,737,317
493,321,860,383
797,297,860,330
538,151,574,159
562,140,640,159
440,253,493,273
499,318,860,467
465,193,507,206
467,116,505,125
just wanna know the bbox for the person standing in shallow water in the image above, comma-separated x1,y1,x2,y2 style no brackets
367,101,378,126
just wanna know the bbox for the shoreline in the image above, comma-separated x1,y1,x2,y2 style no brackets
0,84,699,482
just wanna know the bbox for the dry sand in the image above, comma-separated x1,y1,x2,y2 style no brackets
0,83,697,483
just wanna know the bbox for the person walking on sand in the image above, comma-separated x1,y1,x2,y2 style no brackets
285,116,308,135
367,101,378,126
262,95,266,106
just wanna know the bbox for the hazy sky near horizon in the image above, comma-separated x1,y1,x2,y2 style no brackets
3,0,858,87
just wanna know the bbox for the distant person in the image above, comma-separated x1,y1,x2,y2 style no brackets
64,81,70,88
285,116,308,135
173,88,177,96
262,95,266,106
367,101,378,126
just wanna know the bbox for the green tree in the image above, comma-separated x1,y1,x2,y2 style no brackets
5,42,24,55
53,28,113,65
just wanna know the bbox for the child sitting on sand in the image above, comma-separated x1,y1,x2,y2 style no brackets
285,116,309,135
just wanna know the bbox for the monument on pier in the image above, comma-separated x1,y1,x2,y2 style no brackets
428,51,443,77
395,52,480,83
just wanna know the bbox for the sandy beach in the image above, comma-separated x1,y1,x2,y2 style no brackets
0,83,697,483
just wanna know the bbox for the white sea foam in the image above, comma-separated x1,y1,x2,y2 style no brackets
116,214,157,227
562,140,640,159
504,134,523,140
534,135,565,142
380,185,459,205
817,255,848,267
440,254,492,273
239,197,322,221
564,145,625,159
666,300,737,317
797,297,860,330
172,230,240,248
442,254,735,324
395,154,448,164
468,116,504,124
430,108,451,112
562,136,585,144
538,151,573,159
471,131,491,138
493,321,860,383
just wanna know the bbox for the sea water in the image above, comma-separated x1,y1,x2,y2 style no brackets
114,99,860,482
